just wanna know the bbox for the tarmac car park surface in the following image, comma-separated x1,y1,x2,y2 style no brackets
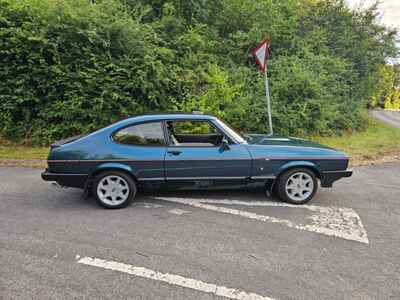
1,162,400,299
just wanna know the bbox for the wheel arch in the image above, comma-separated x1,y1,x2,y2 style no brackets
84,163,138,191
276,161,322,180
268,161,321,193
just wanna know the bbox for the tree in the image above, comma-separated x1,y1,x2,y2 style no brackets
0,0,398,144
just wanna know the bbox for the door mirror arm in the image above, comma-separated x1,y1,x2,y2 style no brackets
220,137,230,151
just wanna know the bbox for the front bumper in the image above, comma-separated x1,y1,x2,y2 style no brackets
41,170,88,188
320,169,352,187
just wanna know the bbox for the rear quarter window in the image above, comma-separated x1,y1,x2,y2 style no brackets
113,122,165,146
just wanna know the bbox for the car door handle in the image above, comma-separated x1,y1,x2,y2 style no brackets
167,150,182,156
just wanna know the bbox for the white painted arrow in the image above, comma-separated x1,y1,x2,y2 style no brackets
154,197,369,244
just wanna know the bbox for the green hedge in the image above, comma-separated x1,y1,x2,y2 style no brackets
0,0,397,144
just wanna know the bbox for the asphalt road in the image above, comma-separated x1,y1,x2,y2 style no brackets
1,163,400,299
370,110,400,128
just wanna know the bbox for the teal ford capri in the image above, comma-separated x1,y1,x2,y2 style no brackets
42,113,352,208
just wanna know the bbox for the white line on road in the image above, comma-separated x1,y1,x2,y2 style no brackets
142,203,164,209
168,208,191,215
154,197,369,244
77,256,274,300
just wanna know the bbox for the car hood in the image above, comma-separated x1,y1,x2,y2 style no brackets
244,134,332,149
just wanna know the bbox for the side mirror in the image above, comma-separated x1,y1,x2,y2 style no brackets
220,137,230,151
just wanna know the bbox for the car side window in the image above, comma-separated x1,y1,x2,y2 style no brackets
172,121,218,135
166,120,224,147
113,122,165,146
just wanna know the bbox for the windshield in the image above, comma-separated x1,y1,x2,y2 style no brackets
215,119,247,144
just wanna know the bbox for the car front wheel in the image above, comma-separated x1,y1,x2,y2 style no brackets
276,168,317,204
92,171,136,209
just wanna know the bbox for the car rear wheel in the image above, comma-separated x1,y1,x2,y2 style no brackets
276,168,317,204
92,171,136,209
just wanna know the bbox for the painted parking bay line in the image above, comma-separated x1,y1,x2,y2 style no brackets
154,197,369,244
77,256,274,300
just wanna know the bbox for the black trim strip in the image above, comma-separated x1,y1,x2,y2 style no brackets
322,169,353,173
166,176,248,180
250,175,276,179
264,157,349,161
138,177,165,181
48,160,80,163
48,159,164,163
43,172,88,176
48,158,250,163
48,156,348,164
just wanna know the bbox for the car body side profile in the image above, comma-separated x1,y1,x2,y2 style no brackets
42,113,352,208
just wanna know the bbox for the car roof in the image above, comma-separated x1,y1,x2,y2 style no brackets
116,113,217,126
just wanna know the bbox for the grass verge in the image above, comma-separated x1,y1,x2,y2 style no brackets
312,117,400,166
0,138,48,168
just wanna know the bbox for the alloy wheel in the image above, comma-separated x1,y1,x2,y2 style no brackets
96,175,130,206
285,172,314,202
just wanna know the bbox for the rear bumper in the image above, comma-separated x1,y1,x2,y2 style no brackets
41,171,88,188
320,169,353,188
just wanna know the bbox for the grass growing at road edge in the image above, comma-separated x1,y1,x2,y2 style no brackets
312,117,400,165
0,138,48,160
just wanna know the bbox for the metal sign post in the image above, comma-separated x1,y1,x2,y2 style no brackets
264,68,273,136
252,39,273,136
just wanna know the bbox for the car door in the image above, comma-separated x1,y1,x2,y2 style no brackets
164,119,252,183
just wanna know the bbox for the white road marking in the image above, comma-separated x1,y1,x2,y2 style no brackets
142,203,164,209
168,208,191,215
77,256,274,300
154,197,369,244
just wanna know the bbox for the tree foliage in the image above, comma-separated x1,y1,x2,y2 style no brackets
0,0,398,144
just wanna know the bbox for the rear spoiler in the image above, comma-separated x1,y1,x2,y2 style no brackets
50,134,86,149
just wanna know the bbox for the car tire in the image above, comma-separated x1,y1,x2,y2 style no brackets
92,171,137,209
276,168,318,204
